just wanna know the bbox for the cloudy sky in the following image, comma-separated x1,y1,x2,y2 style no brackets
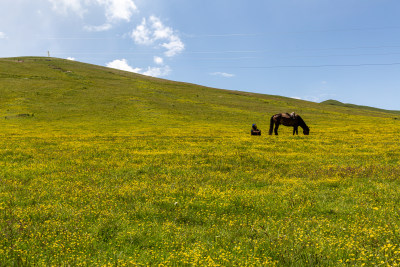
1,0,400,110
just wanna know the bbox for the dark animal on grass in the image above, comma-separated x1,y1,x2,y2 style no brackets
269,113,310,135
251,123,261,135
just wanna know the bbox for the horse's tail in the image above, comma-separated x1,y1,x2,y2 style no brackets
269,115,274,135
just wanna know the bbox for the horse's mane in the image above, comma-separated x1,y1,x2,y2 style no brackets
296,114,303,122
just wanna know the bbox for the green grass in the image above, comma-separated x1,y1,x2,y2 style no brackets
1,57,400,266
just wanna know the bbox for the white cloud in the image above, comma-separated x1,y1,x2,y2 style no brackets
106,58,171,77
106,59,142,73
154,56,163,65
102,0,137,22
162,36,185,57
48,0,85,16
84,23,112,32
211,72,235,78
131,18,153,45
0,32,7,39
131,16,185,57
66,57,76,61
48,0,137,31
142,66,171,77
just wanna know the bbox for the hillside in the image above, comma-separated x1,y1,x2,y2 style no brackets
2,57,400,266
1,57,398,136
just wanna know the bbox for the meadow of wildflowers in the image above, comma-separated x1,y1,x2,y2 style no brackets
1,57,400,265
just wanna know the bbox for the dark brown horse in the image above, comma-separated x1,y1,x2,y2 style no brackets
269,113,310,135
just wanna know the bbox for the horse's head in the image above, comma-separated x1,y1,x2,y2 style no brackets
303,126,310,135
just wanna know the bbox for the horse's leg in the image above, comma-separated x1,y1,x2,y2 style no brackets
274,123,279,135
293,126,298,135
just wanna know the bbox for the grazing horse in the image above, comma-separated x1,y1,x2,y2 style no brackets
269,113,310,135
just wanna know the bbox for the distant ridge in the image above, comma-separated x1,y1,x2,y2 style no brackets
321,99,400,115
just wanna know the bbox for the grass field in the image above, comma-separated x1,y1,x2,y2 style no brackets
1,57,400,266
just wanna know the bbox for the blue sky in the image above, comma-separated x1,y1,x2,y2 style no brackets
1,0,400,110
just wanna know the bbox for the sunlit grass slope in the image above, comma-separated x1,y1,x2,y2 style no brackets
1,57,400,266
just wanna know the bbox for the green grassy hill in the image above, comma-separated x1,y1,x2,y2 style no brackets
1,57,397,135
1,57,400,266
